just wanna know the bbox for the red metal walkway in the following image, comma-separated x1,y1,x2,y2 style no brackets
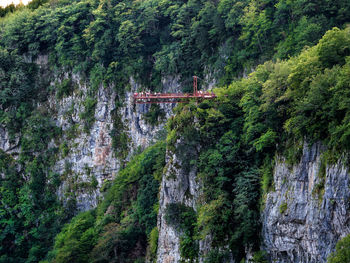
133,76,217,104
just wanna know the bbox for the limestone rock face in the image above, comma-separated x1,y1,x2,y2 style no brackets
263,143,350,263
122,77,177,150
50,75,177,211
50,77,120,211
156,139,212,263
0,54,179,211
0,127,19,155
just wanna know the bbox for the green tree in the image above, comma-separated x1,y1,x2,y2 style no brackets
328,235,350,263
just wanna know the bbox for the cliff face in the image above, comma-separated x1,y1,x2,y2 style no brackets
155,141,350,263
50,75,119,211
51,77,177,211
0,56,178,211
2,57,350,263
156,144,201,263
156,137,215,263
123,77,180,149
263,143,350,263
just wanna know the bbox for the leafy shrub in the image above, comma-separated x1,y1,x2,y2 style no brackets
327,234,350,263
144,104,166,126
60,141,70,157
261,157,274,197
51,211,97,263
110,109,130,161
279,202,288,214
56,78,76,99
148,227,158,262
79,96,97,132
251,250,268,263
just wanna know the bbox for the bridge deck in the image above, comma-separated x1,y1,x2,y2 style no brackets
133,92,217,104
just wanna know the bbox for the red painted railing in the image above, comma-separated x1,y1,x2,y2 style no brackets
133,76,217,104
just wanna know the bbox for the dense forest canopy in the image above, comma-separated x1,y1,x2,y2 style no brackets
0,0,350,262
1,0,350,87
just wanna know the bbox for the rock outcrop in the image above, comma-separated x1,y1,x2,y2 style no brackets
263,143,350,263
156,138,213,263
51,74,178,211
157,148,200,263
0,54,179,211
51,77,120,211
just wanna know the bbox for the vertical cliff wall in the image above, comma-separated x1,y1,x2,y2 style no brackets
50,75,178,211
263,143,350,263
156,136,215,263
156,145,200,263
0,55,179,211
50,75,119,211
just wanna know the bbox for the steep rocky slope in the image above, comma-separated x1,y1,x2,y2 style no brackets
0,56,178,212
154,141,350,263
1,1,350,262
156,139,202,263
51,77,176,211
263,143,350,263
2,56,349,263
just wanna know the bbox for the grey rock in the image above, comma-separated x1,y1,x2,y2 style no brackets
263,143,350,263
156,137,213,263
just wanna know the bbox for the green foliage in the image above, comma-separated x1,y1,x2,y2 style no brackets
50,211,97,263
231,169,261,255
56,78,76,99
47,142,166,263
317,27,350,68
312,151,335,202
144,104,166,126
79,96,97,132
165,203,196,232
279,202,288,214
0,0,48,17
197,195,232,244
27,0,49,10
253,129,277,152
148,227,158,262
166,103,200,172
251,250,268,263
327,234,350,263
111,108,131,161
0,3,21,18
60,141,70,157
1,0,350,262
1,0,348,91
261,157,274,197
283,140,304,166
